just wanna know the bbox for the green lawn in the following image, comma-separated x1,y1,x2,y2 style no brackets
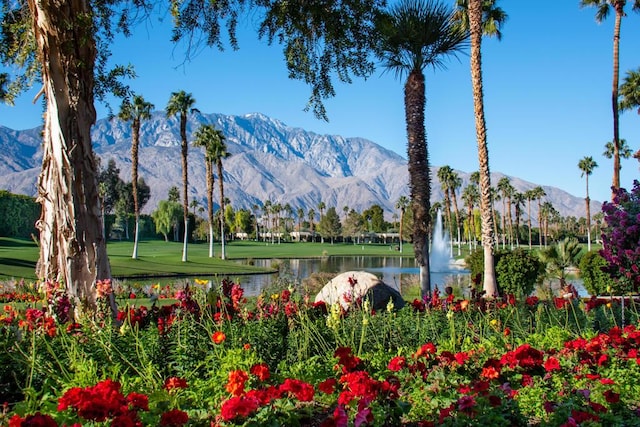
0,237,417,282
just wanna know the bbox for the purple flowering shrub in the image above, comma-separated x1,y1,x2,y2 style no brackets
599,180,640,294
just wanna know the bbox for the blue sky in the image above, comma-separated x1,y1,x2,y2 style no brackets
1,1,640,205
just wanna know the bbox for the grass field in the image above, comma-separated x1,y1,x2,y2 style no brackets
0,237,419,281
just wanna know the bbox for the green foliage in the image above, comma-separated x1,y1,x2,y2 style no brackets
580,251,618,296
151,200,183,241
495,248,544,297
0,190,39,238
317,207,342,242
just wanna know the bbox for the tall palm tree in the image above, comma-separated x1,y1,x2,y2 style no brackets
497,177,513,248
449,170,463,255
193,124,225,258
211,137,231,259
166,90,199,262
524,189,536,249
532,186,546,247
603,139,632,177
578,156,598,251
395,195,410,253
308,208,316,241
456,0,506,298
437,166,454,251
375,0,467,299
580,0,640,198
619,65,640,159
118,94,154,260
461,183,479,251
512,191,524,248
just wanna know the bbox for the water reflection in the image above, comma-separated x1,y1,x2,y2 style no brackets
232,256,470,296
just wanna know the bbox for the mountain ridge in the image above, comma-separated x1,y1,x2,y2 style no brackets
0,111,598,222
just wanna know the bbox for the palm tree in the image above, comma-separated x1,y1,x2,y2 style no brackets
532,186,546,247
118,94,154,260
317,201,326,243
455,0,507,298
437,166,454,252
619,66,640,159
524,189,536,249
395,195,410,253
580,0,640,198
193,124,225,257
308,208,316,241
211,136,231,259
461,183,479,251
578,156,598,251
497,177,513,248
375,0,467,299
166,90,199,262
603,139,632,177
512,191,524,248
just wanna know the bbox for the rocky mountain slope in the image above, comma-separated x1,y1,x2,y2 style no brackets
0,111,598,221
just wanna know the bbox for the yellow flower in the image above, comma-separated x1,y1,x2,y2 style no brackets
271,293,279,301
490,319,499,326
194,278,209,286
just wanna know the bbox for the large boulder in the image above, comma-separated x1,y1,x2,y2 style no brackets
314,271,405,311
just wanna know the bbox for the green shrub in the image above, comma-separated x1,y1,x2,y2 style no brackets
495,248,544,297
579,250,617,296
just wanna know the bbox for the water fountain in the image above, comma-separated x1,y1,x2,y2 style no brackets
430,210,453,272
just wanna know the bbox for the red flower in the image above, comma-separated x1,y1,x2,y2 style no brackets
334,347,361,373
604,389,620,404
126,392,149,411
164,377,188,391
279,378,315,402
159,409,189,427
250,363,270,381
318,378,337,394
414,343,437,359
220,395,261,421
8,413,58,427
212,331,226,344
226,370,249,396
481,366,500,380
457,395,476,415
387,356,406,372
544,356,561,372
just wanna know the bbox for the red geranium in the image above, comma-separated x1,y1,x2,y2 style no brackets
159,409,189,427
250,363,270,381
226,370,249,396
164,377,188,391
318,378,337,394
220,395,261,421
212,331,226,344
279,378,315,402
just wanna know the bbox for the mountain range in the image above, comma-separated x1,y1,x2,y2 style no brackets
0,111,597,222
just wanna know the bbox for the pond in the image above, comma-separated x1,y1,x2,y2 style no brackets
231,256,471,297
115,255,588,299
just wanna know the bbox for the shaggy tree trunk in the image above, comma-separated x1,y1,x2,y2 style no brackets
28,0,111,317
469,0,497,298
404,70,432,300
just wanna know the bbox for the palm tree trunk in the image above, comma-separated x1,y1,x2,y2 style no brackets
527,199,532,249
181,114,189,263
207,160,215,257
405,70,432,300
611,9,622,198
218,161,226,260
29,0,113,318
469,0,497,298
586,175,592,252
132,120,140,259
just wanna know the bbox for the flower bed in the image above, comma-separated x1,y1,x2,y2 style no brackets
2,278,640,426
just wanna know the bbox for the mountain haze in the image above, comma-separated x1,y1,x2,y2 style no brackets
0,112,597,222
